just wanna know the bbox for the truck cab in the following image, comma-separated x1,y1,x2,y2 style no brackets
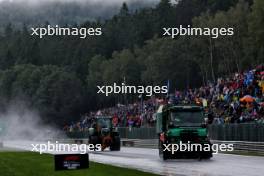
88,116,120,151
156,105,212,160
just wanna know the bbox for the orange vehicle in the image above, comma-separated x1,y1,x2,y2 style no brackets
88,116,120,151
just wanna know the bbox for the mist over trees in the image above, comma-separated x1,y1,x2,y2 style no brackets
0,0,262,125
0,0,159,28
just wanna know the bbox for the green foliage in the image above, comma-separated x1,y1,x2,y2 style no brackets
139,37,201,89
192,0,252,78
248,0,264,63
0,0,262,125
35,67,83,124
0,65,83,125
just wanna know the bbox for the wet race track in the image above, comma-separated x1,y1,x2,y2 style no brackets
2,140,264,176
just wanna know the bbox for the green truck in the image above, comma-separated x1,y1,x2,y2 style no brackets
156,104,212,160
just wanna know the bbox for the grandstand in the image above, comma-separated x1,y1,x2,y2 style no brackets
66,65,264,132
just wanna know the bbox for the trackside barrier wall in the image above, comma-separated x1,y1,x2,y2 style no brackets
117,127,157,139
118,124,264,141
208,123,264,142
66,124,264,142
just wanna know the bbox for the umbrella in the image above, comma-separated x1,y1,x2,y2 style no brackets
240,95,255,103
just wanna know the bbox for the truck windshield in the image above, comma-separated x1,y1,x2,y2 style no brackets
97,118,111,128
169,111,204,127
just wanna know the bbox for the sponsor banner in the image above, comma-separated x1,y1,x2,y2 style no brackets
54,154,89,171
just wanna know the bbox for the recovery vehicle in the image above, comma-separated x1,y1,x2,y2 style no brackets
156,105,212,160
88,116,120,151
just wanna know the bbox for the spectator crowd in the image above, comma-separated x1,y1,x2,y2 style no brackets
64,65,264,132
64,98,159,132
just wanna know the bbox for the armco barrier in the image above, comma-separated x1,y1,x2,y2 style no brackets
211,140,264,154
120,139,264,154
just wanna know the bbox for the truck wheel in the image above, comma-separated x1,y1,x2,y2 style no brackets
158,140,163,157
89,136,99,145
159,140,168,160
110,136,120,151
162,149,170,160
202,152,213,159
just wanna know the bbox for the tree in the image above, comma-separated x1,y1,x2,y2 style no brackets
192,0,250,79
0,50,15,70
248,0,264,64
119,2,129,17
35,67,83,124
4,23,13,37
138,37,200,90
154,0,174,34
86,55,107,109
192,12,217,82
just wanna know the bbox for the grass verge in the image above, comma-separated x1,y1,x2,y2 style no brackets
0,152,158,176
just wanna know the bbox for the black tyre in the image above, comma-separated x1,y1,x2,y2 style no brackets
110,136,121,151
158,140,163,157
89,136,99,145
201,152,213,159
159,140,169,160
201,142,213,159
